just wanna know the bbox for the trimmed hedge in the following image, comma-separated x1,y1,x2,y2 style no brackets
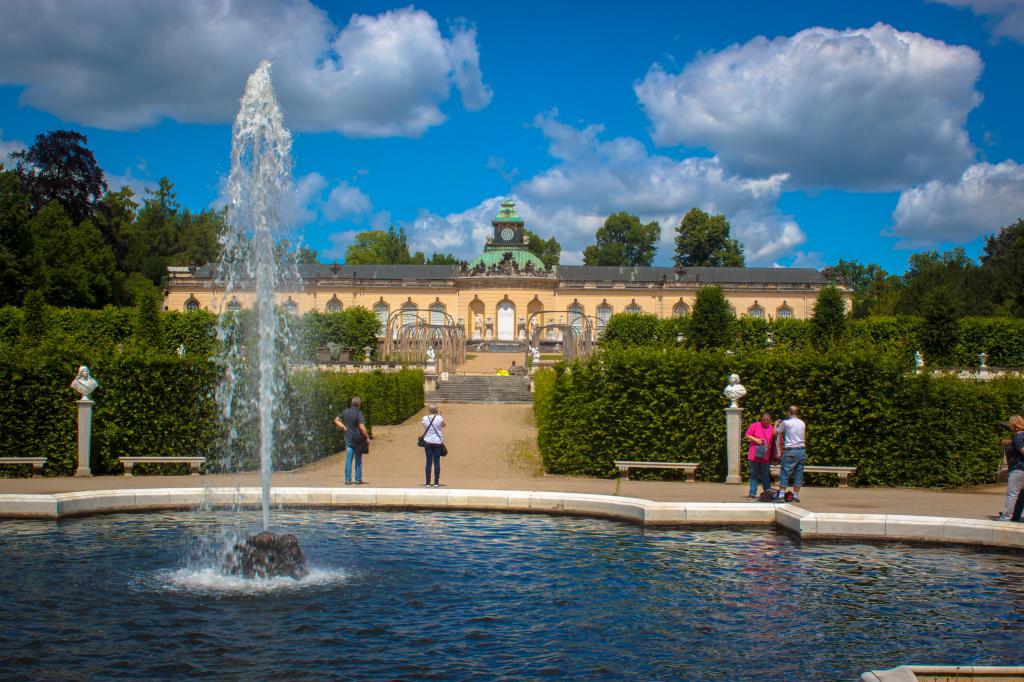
0,342,423,476
534,347,1024,488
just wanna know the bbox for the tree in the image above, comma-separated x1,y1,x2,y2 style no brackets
30,202,122,308
980,218,1024,317
601,312,663,346
425,252,465,266
133,286,164,350
810,286,847,349
0,170,39,305
524,228,560,268
582,212,659,266
345,226,422,265
673,208,745,267
919,285,960,366
821,259,901,319
93,186,139,272
11,130,107,224
897,248,986,317
688,286,735,349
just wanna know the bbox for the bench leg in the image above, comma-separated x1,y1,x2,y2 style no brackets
123,463,133,477
190,462,201,476
31,463,43,477
838,473,849,487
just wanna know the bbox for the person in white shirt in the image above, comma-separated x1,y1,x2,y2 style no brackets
420,404,446,487
775,405,807,503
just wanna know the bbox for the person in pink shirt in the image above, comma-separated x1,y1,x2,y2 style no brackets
745,411,774,499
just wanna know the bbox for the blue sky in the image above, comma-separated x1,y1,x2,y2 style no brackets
2,0,1023,272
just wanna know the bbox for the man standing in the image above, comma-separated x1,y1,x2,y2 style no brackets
775,405,807,503
334,396,370,485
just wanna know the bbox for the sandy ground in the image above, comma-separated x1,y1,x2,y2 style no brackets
457,351,525,374
0,403,1011,521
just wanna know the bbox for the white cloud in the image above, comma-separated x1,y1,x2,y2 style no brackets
323,182,372,221
0,2,490,137
105,168,156,199
0,129,27,164
635,23,982,191
934,0,1024,42
403,113,805,265
890,160,1024,244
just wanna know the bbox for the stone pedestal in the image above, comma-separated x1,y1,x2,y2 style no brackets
725,406,743,484
75,398,93,477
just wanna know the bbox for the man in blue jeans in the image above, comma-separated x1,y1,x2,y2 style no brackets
334,396,370,485
775,405,807,503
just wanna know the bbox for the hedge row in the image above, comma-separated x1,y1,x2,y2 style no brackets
534,347,1024,488
0,344,423,476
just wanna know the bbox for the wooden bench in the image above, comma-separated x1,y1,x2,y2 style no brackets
614,460,700,481
0,457,46,476
119,457,206,476
769,464,857,487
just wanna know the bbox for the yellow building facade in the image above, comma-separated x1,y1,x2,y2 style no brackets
165,201,844,341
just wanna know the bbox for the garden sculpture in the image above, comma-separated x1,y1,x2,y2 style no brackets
71,366,99,398
723,373,746,408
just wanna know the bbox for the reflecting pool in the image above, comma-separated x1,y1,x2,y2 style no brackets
1,510,1021,680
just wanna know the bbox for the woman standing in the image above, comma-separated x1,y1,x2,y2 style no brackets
998,415,1024,521
745,412,774,499
421,404,446,487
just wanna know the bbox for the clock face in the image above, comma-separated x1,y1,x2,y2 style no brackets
501,227,514,241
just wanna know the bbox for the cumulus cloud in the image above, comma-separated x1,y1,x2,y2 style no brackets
890,160,1024,244
403,112,805,265
105,168,157,199
0,2,490,137
934,0,1024,42
323,182,372,221
635,23,982,191
0,129,27,164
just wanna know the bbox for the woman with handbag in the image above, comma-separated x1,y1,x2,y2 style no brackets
420,403,447,487
744,411,774,499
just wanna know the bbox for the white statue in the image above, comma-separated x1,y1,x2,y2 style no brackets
426,346,436,364
177,343,187,356
531,345,541,363
71,366,99,399
914,351,924,369
723,373,746,408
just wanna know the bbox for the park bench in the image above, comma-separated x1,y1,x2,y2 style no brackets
0,457,47,476
614,460,700,481
769,464,857,487
119,456,206,476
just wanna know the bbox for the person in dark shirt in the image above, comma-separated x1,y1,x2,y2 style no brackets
998,415,1024,521
334,396,370,485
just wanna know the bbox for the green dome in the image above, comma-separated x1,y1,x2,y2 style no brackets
468,247,547,271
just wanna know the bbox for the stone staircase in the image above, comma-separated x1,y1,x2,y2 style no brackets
428,375,533,404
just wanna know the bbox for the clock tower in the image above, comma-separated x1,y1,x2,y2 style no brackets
466,199,551,275
492,200,525,245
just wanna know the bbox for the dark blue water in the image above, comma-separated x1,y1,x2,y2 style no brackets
1,510,1022,681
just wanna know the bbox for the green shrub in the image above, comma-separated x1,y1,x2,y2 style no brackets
689,285,735,349
601,312,664,347
533,346,1023,487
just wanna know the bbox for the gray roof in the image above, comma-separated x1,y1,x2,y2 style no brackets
187,263,825,284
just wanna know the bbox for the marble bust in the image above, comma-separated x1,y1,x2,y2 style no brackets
723,373,746,408
71,366,99,399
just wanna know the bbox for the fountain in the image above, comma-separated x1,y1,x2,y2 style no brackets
214,59,306,577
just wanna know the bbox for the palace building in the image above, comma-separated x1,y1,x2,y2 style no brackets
165,201,844,341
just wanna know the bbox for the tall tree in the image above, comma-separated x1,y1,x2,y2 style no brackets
688,285,735,349
919,285,960,366
980,218,1024,317
11,130,107,224
0,170,40,305
810,286,847,349
673,208,745,267
820,259,900,318
93,185,139,272
582,212,659,266
524,228,561,268
897,248,986,317
425,252,465,266
31,202,122,308
344,226,422,265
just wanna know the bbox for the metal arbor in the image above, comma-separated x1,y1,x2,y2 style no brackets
381,308,466,373
525,310,596,360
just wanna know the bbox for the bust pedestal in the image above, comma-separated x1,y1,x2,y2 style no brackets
724,407,742,484
75,398,93,477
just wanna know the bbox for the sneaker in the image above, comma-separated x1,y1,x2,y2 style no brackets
345,481,353,485
997,515,1012,522
791,496,801,503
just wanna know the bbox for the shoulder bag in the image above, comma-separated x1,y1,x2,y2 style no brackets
417,415,448,456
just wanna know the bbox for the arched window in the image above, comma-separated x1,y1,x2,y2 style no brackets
374,302,389,330
226,297,241,313
625,301,642,314
672,301,689,317
747,303,765,319
402,301,417,327
567,302,584,336
777,303,794,319
596,302,612,333
282,298,298,316
184,296,200,312
429,301,446,325
325,295,342,313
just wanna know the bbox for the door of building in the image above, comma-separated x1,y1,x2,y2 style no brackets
496,302,515,341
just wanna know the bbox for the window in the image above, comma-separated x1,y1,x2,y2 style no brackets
429,302,446,325
747,304,764,319
402,302,417,327
672,301,689,317
777,304,794,319
596,303,612,333
184,297,200,312
567,303,584,336
325,296,342,313
374,302,389,330
226,297,241,313
282,298,298,316
625,302,642,314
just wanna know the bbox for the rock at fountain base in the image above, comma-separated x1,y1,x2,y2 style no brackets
224,532,308,579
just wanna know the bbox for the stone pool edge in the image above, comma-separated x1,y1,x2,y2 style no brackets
1,487,1023,549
